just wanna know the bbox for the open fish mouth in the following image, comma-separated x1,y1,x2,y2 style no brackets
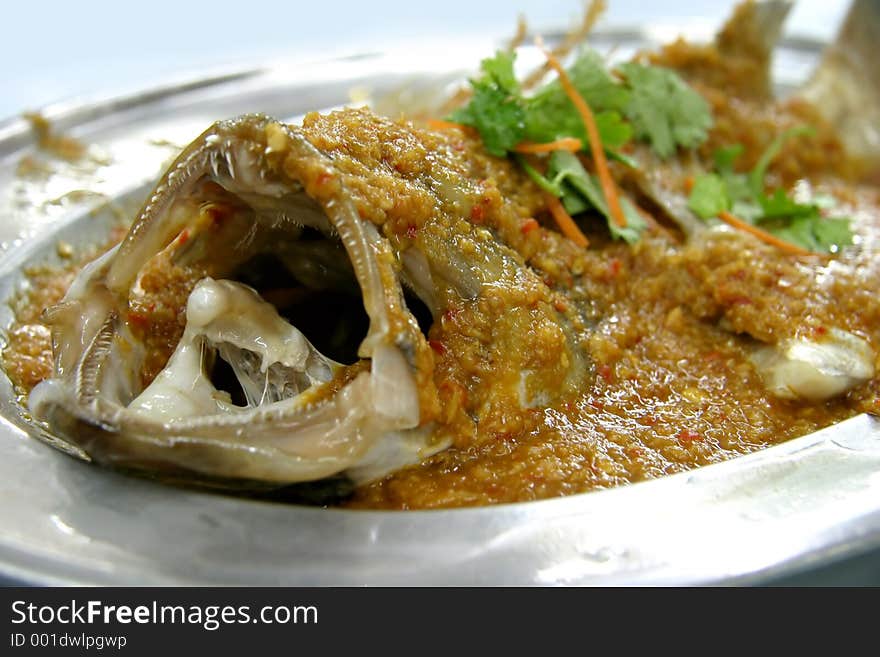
28,115,447,487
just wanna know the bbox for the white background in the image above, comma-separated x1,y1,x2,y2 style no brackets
1,0,849,120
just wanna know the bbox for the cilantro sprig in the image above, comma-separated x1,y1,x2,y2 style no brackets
448,49,712,244
451,49,711,162
617,62,713,159
687,127,854,254
519,151,646,244
522,50,634,154
449,51,526,156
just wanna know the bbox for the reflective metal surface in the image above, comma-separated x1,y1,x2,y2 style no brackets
1,31,878,585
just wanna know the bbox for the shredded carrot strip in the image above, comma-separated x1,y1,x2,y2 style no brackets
513,138,583,154
426,118,469,132
538,40,627,228
684,176,695,194
545,194,590,247
717,210,811,256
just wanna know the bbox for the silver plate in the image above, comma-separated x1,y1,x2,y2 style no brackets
1,30,878,586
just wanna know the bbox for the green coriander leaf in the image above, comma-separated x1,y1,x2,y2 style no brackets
547,150,588,186
757,188,816,220
523,49,633,157
452,48,639,163
478,50,520,94
566,50,632,111
561,182,591,215
759,212,852,254
547,150,647,243
618,62,712,159
687,173,729,219
593,111,633,151
449,51,527,156
528,50,630,116
523,107,632,151
755,190,854,253
767,215,822,252
711,145,752,203
698,137,854,254
812,217,853,252
713,144,744,173
449,82,525,156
